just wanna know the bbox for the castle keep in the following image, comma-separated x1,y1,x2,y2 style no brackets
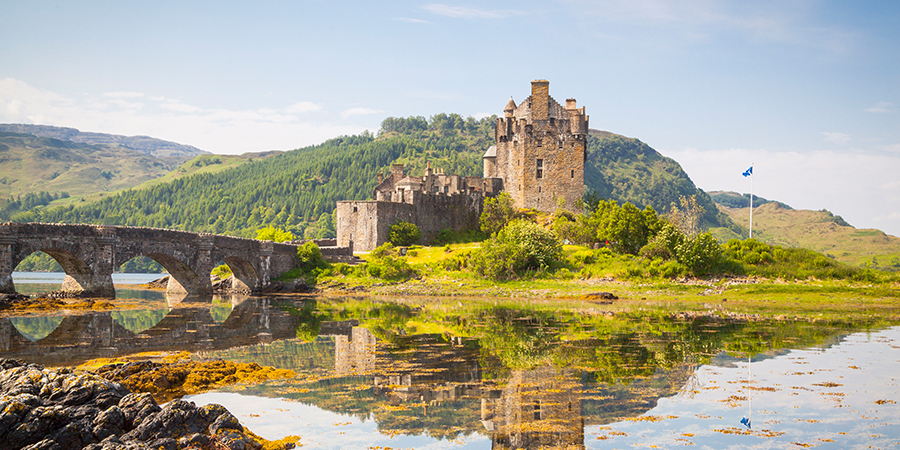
337,80,587,251
484,79,589,211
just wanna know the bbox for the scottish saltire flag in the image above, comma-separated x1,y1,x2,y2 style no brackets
740,417,751,429
742,166,753,177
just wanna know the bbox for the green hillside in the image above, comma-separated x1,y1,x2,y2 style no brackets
586,131,731,229
0,132,181,212
715,202,900,270
9,114,731,239
0,124,206,163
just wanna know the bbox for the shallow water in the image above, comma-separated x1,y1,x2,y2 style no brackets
2,291,899,449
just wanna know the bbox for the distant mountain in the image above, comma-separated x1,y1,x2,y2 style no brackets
0,131,180,202
0,124,206,164
708,190,794,211
12,114,734,239
713,201,900,270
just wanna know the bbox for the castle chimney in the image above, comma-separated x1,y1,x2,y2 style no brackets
425,161,433,176
391,164,404,177
531,80,549,121
566,98,577,110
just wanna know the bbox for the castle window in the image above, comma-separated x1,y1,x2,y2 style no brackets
538,186,542,193
558,139,563,149
353,206,358,213
536,139,542,147
536,159,543,179
571,169,574,179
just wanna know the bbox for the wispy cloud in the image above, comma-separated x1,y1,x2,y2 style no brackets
394,17,431,24
866,101,893,113
423,3,522,19
341,107,384,119
284,101,322,114
822,132,851,144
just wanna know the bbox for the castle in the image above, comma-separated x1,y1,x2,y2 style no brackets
336,80,589,251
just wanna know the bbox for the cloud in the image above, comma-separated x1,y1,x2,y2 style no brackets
102,91,145,99
340,107,384,119
284,101,322,114
394,17,431,24
865,101,893,113
0,78,366,154
423,3,521,19
821,132,851,144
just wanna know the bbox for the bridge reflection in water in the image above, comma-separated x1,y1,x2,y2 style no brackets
0,295,307,367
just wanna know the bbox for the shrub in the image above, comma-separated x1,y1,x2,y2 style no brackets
676,232,723,276
480,192,515,235
389,221,421,246
366,256,414,280
497,219,562,269
296,241,328,273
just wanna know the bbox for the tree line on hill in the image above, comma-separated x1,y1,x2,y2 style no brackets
4,113,735,239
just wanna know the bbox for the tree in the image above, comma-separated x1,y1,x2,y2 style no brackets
669,195,705,237
480,192,515,235
389,221,421,246
256,225,295,243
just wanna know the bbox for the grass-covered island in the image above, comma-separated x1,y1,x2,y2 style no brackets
271,194,898,322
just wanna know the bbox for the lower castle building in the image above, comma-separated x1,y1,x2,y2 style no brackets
336,80,587,252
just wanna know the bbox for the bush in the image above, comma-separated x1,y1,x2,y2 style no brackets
497,219,562,269
467,220,562,281
366,256,414,280
296,241,328,273
480,192,516,235
389,221,421,246
676,232,723,276
365,242,415,280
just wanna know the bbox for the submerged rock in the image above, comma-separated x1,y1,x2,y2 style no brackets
0,359,280,450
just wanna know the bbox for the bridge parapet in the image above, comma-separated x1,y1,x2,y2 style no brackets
0,222,306,297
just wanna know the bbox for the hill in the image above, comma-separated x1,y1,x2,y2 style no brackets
586,131,731,229
0,131,183,216
10,114,733,240
0,124,206,164
715,202,900,270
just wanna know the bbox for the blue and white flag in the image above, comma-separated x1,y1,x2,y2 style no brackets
742,166,753,177
740,417,751,429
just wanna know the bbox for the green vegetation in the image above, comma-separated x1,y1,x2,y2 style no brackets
0,131,180,208
388,221,421,246
715,202,900,270
255,225,295,243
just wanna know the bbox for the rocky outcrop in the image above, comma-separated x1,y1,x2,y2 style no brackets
0,359,266,450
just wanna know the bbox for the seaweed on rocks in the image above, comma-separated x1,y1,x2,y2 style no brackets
0,359,290,450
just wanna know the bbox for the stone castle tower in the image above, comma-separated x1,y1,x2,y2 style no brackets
483,80,588,212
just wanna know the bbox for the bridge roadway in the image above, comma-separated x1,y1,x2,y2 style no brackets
0,222,304,297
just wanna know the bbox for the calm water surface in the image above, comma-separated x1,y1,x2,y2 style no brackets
2,287,898,449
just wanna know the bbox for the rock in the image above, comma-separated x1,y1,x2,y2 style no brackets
0,359,267,450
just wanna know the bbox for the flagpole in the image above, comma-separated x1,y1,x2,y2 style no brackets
749,163,754,239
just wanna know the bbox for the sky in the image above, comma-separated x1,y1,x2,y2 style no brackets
1,1,899,236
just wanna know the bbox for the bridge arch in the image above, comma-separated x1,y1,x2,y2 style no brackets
1,222,303,297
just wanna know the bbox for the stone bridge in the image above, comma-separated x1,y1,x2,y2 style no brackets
0,222,345,297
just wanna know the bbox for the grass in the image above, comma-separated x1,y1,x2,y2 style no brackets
715,203,900,270
313,239,900,323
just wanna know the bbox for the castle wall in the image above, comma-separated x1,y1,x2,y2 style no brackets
336,191,482,252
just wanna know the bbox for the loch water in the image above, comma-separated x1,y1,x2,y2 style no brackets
2,275,899,449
